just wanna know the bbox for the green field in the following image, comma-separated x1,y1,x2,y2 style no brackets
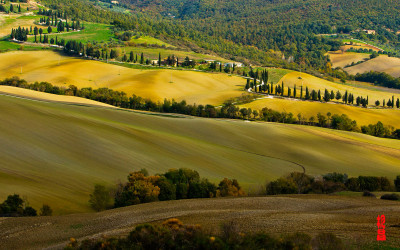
0,93,400,214
27,22,114,43
129,35,175,47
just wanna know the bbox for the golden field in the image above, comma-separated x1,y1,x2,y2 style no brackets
0,85,114,107
327,51,369,68
0,51,245,105
241,97,400,127
345,55,400,78
278,71,399,106
0,94,400,214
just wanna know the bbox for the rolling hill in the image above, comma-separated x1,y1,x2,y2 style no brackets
240,96,400,127
0,93,400,214
278,71,399,105
327,51,369,69
345,55,400,78
0,50,246,105
1,195,400,249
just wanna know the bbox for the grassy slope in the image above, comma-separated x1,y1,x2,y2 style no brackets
278,71,400,104
0,85,114,107
345,55,400,78
242,71,400,126
327,51,369,68
241,97,400,126
1,196,399,249
0,50,246,105
0,94,400,214
120,46,231,63
26,22,114,43
0,14,43,38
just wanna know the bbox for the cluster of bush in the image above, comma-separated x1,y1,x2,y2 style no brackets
89,168,246,211
355,71,400,90
0,194,52,217
1,77,400,140
266,172,400,195
65,218,344,250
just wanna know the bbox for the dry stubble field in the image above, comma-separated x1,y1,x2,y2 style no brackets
0,195,399,249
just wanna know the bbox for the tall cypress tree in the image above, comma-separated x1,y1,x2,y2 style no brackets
140,52,144,64
300,86,303,99
293,85,297,98
158,52,161,67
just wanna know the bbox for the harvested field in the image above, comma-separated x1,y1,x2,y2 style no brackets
345,55,400,78
0,196,399,249
327,51,369,68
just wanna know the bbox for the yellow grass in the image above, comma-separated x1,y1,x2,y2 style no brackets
0,86,114,107
241,97,400,127
0,51,245,105
0,13,41,38
345,55,400,78
278,71,399,106
343,42,381,52
327,51,369,68
1,94,400,214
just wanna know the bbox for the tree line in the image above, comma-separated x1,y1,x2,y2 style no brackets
266,172,400,195
89,168,245,212
355,71,400,90
0,194,52,217
1,76,400,140
246,77,399,109
66,218,345,249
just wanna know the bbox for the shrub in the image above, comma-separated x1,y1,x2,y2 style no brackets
266,178,297,195
68,218,344,249
114,171,161,207
395,175,400,192
323,172,348,183
156,177,176,201
346,177,360,191
283,232,312,249
217,178,246,197
381,193,400,201
188,179,217,198
164,168,200,185
362,191,376,198
0,194,24,216
312,232,344,250
40,204,53,216
89,184,113,211
286,172,313,194
176,183,188,199
23,206,37,216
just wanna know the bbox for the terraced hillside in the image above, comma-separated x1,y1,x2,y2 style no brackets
0,93,400,214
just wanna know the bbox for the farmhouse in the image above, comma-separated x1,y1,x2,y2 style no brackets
363,29,376,35
224,62,243,68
